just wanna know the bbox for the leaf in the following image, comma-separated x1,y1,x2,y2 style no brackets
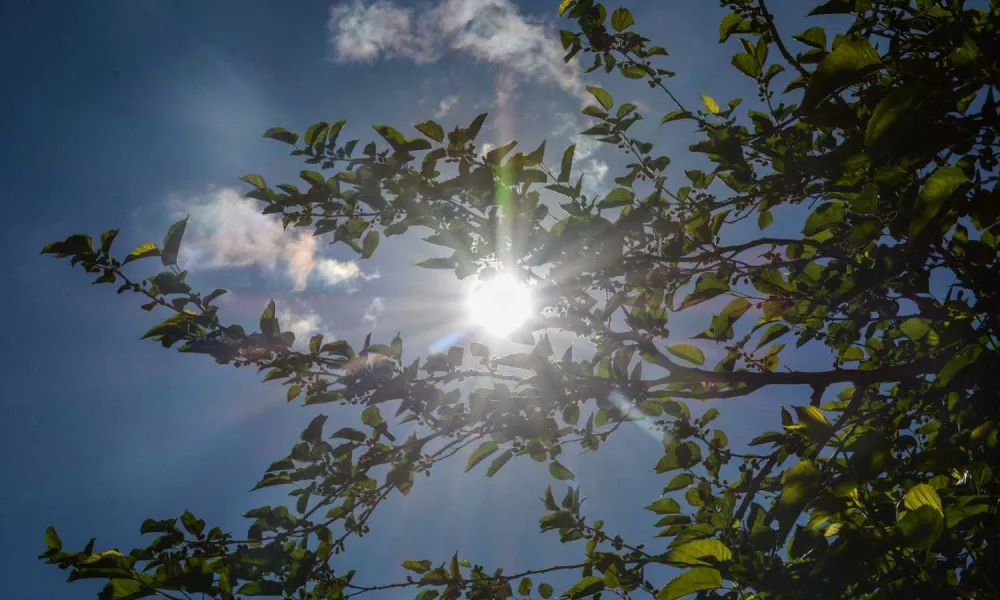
865,86,916,147
699,94,720,115
586,86,614,111
558,144,576,183
779,460,821,507
910,166,968,239
549,461,574,481
539,583,554,599
402,559,432,574
897,505,943,550
599,188,634,209
416,257,456,269
467,113,488,141
361,230,380,259
656,568,722,600
665,540,732,566
519,578,533,596
260,300,279,338
564,576,604,599
900,317,932,342
44,525,62,551
238,581,284,596
667,344,705,366
793,26,827,49
415,120,445,143
756,323,790,349
160,217,189,267
465,441,499,472
664,473,693,492
487,450,514,477
372,125,406,150
802,38,881,110
803,201,844,236
99,579,152,600
903,484,943,516
610,8,634,31
241,173,266,189
558,0,574,16
263,127,299,145
122,243,161,265
646,497,681,514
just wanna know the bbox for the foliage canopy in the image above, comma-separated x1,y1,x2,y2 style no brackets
40,0,1000,599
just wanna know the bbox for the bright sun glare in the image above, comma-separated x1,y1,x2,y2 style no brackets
467,273,533,337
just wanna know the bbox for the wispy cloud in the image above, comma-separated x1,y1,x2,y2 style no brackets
169,187,374,292
327,0,586,101
434,95,460,119
363,297,385,325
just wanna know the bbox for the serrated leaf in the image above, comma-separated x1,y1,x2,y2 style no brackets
903,484,943,516
910,166,968,239
865,86,916,147
646,497,681,514
610,8,634,31
803,38,881,109
564,576,604,599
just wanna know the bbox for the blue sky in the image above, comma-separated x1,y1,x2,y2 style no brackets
0,1,823,598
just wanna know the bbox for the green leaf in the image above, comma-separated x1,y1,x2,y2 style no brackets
415,120,445,143
238,581,284,596
519,578,533,596
665,540,732,566
416,257,456,269
260,300,279,338
803,201,844,236
122,243,161,265
802,38,881,110
539,583,554,599
756,323,790,349
646,497,681,514
865,86,916,147
362,230,380,259
465,441,499,472
44,525,62,551
558,144,576,183
664,473,693,492
487,450,514,477
99,579,153,600
793,26,827,49
900,317,933,342
897,505,943,550
263,127,298,145
467,113,488,141
373,125,406,150
903,484,943,516
610,8,634,31
910,166,968,239
667,344,705,366
586,86,614,111
564,576,604,599
779,460,821,507
241,173,266,189
160,217,189,267
657,567,722,600
599,188,634,209
402,559,432,574
549,461,575,481
699,94,719,115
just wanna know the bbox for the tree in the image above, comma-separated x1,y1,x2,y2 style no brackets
38,0,999,598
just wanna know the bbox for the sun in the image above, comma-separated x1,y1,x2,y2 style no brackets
467,273,534,337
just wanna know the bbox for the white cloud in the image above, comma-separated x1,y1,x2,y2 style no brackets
434,95,459,119
327,0,586,101
169,187,373,292
363,297,385,324
279,307,331,347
